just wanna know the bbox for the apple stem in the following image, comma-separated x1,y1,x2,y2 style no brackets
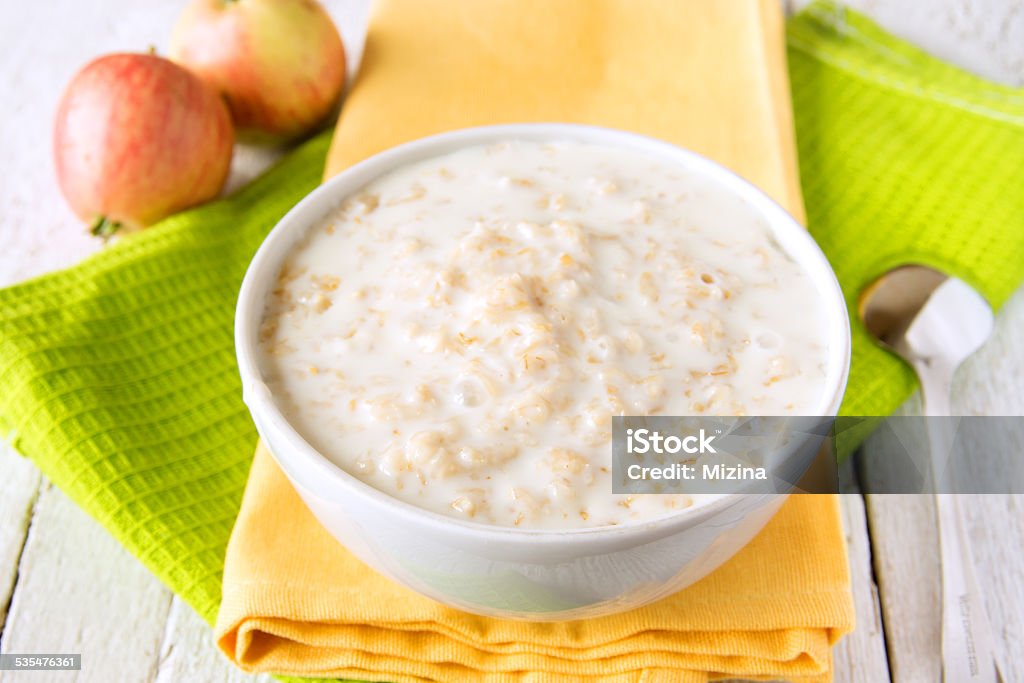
90,216,122,239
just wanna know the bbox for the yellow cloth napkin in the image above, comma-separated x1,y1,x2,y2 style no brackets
216,1,854,681
219,448,851,683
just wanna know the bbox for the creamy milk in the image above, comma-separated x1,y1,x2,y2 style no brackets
258,140,829,529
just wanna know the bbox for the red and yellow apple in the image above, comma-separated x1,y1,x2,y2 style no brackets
53,53,234,236
170,0,347,144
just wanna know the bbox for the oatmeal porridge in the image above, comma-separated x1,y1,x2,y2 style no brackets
257,140,829,529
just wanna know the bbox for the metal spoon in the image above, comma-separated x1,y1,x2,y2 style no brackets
860,265,1001,682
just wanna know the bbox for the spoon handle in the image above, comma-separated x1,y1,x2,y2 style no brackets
935,494,1000,682
916,360,1001,683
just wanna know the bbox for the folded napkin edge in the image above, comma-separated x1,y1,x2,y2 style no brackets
215,573,854,648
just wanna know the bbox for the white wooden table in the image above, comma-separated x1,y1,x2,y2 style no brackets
1,2,1021,681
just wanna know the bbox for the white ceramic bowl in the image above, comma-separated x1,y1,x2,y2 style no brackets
235,124,851,621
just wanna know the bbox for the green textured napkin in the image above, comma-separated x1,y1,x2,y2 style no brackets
0,0,1022,665
1,132,332,623
790,1,1024,420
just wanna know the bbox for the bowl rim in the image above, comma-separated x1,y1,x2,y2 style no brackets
235,122,852,541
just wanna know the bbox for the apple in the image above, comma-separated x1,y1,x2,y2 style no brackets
170,0,347,144
54,53,234,236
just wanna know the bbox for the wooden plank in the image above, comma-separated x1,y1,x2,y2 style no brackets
0,483,172,682
0,445,41,636
863,492,941,683
958,496,1024,679
154,597,272,683
834,490,892,682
